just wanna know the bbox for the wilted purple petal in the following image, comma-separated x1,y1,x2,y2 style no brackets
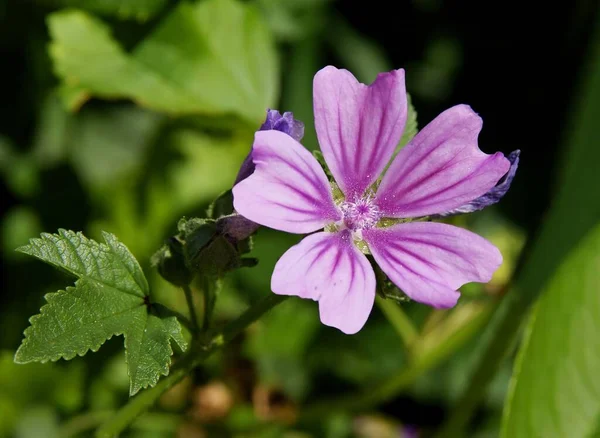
233,130,340,234
364,222,502,308
261,109,305,142
217,214,260,241
235,109,305,184
402,425,420,438
313,66,407,199
374,105,510,218
272,231,376,334
437,150,520,216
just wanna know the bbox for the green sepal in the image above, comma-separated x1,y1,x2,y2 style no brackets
372,259,411,303
207,189,234,219
313,149,333,179
151,237,193,287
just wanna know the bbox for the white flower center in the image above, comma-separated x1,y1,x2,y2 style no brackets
340,197,381,231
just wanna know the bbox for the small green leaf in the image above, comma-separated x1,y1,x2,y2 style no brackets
48,0,278,123
501,224,600,438
381,93,418,176
397,93,418,150
14,230,187,395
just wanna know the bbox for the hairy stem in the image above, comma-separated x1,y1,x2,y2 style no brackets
182,284,199,332
96,293,288,438
199,276,223,332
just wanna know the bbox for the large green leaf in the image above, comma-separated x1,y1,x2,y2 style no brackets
436,16,600,437
498,21,600,438
501,225,600,437
48,0,278,123
41,0,168,21
90,128,250,258
67,105,163,194
14,230,187,395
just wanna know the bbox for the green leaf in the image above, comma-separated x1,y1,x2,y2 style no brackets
40,0,168,21
382,94,418,176
14,230,187,395
48,0,279,123
67,105,163,194
1,206,43,260
435,18,600,436
0,137,40,198
89,128,249,259
501,224,600,438
258,0,329,42
397,93,418,150
31,93,72,169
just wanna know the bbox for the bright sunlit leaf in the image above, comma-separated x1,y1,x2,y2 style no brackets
48,0,278,123
42,0,168,21
501,224,600,437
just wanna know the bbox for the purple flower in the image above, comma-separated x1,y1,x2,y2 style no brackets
233,66,511,334
235,109,304,184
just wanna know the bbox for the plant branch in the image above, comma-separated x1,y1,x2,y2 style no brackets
300,301,493,420
96,293,288,437
182,284,199,332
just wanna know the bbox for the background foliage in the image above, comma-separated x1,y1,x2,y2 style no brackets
1,0,599,437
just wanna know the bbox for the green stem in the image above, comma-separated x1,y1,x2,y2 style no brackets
96,293,288,438
210,294,288,347
182,284,199,332
96,364,191,438
200,276,222,332
433,299,518,437
154,304,195,334
62,411,113,438
301,301,493,420
376,296,418,351
62,411,179,437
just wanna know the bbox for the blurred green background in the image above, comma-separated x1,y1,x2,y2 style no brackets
1,0,599,437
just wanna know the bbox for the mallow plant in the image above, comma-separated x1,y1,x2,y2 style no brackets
13,66,518,436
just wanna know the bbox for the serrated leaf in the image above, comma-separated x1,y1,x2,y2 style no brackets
40,0,168,21
501,224,600,438
14,230,187,395
48,0,278,123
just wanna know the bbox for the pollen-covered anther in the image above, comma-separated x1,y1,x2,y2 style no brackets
340,198,381,231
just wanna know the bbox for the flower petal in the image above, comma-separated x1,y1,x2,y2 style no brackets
375,105,510,218
272,231,376,334
233,130,340,234
437,149,521,216
363,222,502,308
235,109,305,184
313,66,407,199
